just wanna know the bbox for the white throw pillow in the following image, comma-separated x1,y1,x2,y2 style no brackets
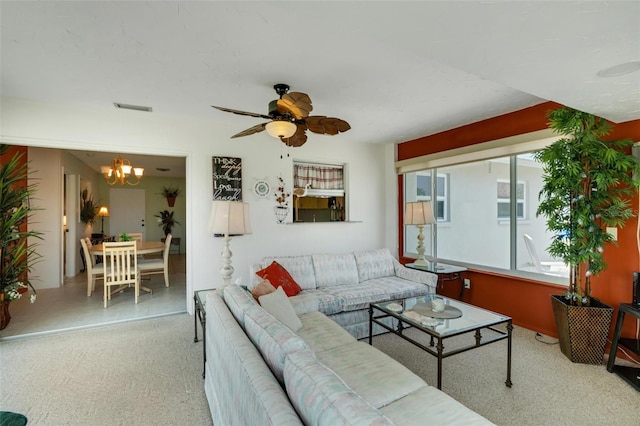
258,286,303,331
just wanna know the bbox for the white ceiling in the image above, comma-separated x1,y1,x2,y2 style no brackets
2,1,639,171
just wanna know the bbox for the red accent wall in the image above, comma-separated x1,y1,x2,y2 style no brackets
397,104,640,361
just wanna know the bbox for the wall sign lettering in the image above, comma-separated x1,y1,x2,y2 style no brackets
212,156,242,201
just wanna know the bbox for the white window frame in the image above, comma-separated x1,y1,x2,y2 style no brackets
497,179,526,220
416,172,449,222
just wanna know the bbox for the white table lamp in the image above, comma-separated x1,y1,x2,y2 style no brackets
208,200,252,286
404,201,435,266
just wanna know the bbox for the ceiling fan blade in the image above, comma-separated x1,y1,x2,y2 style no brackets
212,105,272,120
276,92,313,119
231,123,267,138
304,116,351,135
281,124,307,147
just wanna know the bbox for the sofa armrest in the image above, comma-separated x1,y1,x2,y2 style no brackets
392,258,438,289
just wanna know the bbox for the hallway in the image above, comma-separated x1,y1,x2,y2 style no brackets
0,254,187,341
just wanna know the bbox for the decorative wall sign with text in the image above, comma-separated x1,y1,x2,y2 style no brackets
212,156,242,201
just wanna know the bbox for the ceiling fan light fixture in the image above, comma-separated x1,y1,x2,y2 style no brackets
265,120,297,139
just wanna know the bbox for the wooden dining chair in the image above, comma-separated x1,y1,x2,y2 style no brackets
102,241,139,308
138,234,172,287
80,238,108,297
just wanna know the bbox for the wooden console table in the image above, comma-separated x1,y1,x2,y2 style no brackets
607,303,640,391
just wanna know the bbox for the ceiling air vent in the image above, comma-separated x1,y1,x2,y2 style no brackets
113,102,152,112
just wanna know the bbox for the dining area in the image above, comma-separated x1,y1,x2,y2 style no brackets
80,234,173,308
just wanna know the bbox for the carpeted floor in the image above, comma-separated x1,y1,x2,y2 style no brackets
1,314,638,425
0,313,212,426
371,326,640,426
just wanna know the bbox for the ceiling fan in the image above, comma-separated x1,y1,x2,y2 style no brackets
212,84,351,147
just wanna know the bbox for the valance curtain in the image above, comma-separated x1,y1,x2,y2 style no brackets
294,164,343,190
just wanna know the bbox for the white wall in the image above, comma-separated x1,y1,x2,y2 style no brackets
27,148,63,289
2,97,396,311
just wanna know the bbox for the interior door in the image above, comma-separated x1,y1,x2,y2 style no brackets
109,188,146,239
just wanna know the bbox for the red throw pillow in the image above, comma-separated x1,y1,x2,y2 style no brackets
256,261,302,297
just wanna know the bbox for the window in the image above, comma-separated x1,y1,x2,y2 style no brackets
497,180,525,219
403,153,568,281
414,173,448,221
292,161,346,223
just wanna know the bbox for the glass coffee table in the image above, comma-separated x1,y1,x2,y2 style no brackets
369,295,512,390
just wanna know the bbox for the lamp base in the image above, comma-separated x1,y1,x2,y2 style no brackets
413,258,429,267
220,235,234,286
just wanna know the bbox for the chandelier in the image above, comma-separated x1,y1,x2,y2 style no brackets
101,154,144,186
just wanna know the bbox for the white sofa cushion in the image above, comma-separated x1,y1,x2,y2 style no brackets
353,248,395,282
223,284,258,327
316,341,426,409
284,350,394,426
244,305,310,384
312,253,359,287
205,292,303,426
263,255,317,290
259,286,303,332
297,311,356,354
380,385,495,425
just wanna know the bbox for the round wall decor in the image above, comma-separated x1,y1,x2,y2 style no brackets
254,179,271,198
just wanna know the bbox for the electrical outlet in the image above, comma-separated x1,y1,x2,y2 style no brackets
463,279,471,289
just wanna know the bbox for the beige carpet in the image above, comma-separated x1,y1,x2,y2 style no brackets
0,313,212,426
2,314,639,426
371,326,640,426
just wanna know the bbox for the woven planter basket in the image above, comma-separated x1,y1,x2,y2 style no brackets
551,294,613,364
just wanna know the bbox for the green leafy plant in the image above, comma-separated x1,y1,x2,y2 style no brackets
160,186,180,198
534,106,640,305
80,188,99,225
0,145,43,303
119,232,131,242
155,210,180,236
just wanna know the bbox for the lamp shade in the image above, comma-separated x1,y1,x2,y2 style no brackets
208,200,252,236
265,120,297,138
404,201,435,225
98,206,110,217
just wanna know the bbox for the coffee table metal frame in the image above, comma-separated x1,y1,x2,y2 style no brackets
369,296,513,390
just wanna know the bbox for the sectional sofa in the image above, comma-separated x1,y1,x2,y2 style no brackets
202,249,494,425
249,248,439,339
204,284,492,425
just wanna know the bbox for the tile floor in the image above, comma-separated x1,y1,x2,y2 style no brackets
0,254,187,341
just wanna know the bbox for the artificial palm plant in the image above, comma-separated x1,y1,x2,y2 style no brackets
535,106,639,306
0,145,43,323
535,107,639,364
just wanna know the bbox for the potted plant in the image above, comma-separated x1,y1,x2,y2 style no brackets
274,177,290,223
534,106,640,364
80,189,99,226
0,145,43,329
155,210,180,236
160,186,180,207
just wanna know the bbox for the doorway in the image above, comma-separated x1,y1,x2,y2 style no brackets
109,188,146,239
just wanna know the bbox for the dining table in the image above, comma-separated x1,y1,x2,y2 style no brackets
91,240,165,294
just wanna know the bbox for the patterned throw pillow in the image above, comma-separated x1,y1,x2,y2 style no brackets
251,279,277,300
256,261,302,297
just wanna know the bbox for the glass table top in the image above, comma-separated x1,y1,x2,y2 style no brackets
372,295,510,337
